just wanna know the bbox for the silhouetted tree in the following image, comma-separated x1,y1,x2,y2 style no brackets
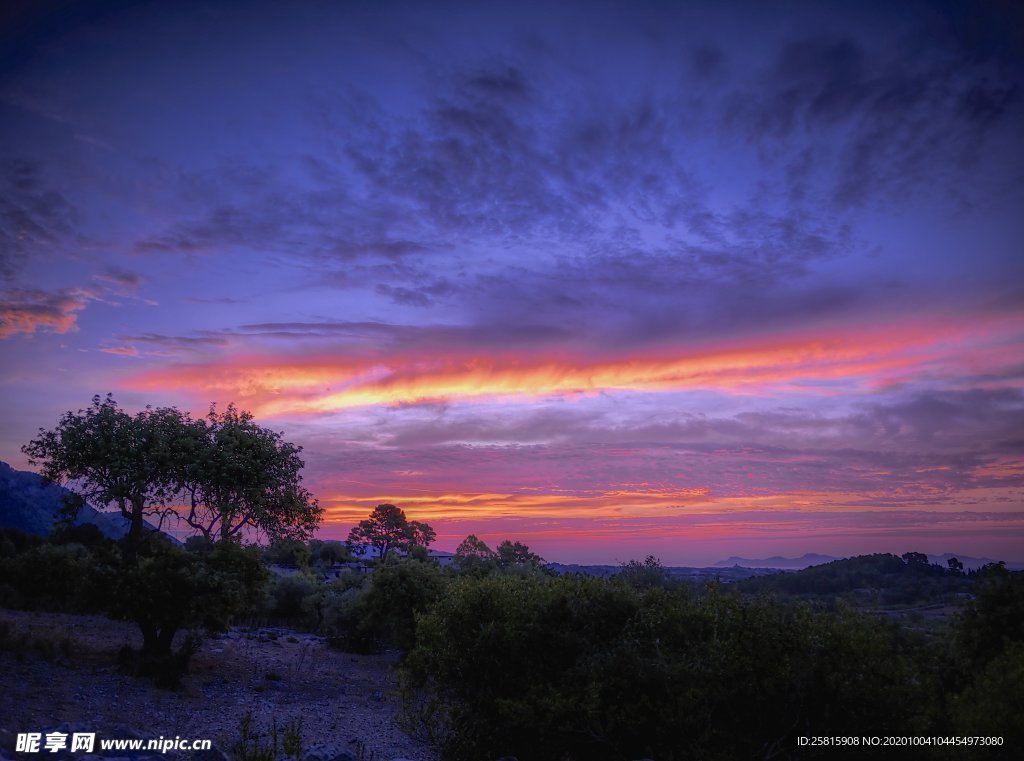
454,534,496,573
617,554,667,588
181,404,321,543
496,539,544,567
347,504,435,561
22,394,191,564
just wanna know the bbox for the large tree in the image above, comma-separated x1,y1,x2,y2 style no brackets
347,503,435,561
23,396,322,559
22,394,192,563
181,403,322,543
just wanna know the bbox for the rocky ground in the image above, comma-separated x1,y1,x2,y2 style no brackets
0,608,437,761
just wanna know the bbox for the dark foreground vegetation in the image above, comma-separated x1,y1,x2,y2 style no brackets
4,397,1021,759
2,527,1022,761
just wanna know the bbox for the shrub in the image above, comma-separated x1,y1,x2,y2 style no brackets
0,542,114,612
265,573,320,628
324,560,448,653
110,541,268,686
401,575,935,761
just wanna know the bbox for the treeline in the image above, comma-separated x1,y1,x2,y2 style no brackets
397,559,1023,760
2,525,1022,759
736,552,980,606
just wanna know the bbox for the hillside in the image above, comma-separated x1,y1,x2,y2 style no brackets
0,460,138,539
734,552,983,607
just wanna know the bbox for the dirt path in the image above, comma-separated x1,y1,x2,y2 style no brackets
0,608,436,761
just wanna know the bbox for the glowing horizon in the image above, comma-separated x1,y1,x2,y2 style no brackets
121,306,1024,416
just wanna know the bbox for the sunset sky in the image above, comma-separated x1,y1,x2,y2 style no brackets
2,0,1023,565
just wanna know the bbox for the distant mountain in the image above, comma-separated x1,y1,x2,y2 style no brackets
0,460,158,540
715,553,837,569
547,563,784,582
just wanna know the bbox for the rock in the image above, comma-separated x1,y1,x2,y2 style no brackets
191,747,229,761
303,744,358,761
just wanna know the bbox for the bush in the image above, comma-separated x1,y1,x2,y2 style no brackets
401,575,935,761
321,575,371,652
324,560,448,653
263,538,311,569
0,542,114,612
110,541,268,686
264,573,321,629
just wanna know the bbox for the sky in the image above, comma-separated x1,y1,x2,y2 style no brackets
1,0,1023,566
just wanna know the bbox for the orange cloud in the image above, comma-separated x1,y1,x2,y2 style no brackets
121,308,1024,415
317,481,1024,532
0,287,95,338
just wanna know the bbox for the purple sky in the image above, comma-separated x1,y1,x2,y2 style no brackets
1,0,1023,565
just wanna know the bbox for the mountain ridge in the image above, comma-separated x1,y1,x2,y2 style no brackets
0,459,167,540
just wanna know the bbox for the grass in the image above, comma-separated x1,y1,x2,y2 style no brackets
227,711,303,761
0,619,76,662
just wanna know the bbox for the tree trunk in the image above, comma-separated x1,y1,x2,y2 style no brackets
122,497,144,566
139,621,158,654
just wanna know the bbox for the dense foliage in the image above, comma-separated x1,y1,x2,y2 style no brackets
181,404,322,543
400,574,938,760
111,540,268,685
0,526,267,686
736,552,974,606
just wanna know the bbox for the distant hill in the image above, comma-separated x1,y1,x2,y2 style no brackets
715,553,837,569
547,563,781,582
716,551,1021,572
927,553,1023,571
0,460,163,540
730,552,1023,605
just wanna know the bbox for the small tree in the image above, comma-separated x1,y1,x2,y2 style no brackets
455,534,497,574
347,504,434,561
112,541,267,686
457,534,495,559
496,539,544,568
310,539,351,566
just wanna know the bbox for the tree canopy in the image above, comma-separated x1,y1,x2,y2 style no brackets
23,395,322,559
496,539,544,567
347,504,435,561
22,394,188,561
181,403,321,543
